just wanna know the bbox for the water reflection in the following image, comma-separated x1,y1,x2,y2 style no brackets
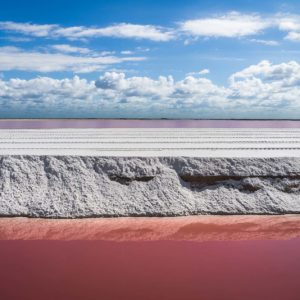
0,216,300,300
0,215,299,241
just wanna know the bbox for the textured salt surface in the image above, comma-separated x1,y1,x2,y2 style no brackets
1,128,300,156
0,155,300,217
0,128,300,217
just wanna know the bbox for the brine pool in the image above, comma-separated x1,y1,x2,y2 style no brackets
0,216,299,300
1,119,300,300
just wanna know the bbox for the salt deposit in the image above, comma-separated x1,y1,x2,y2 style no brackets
0,128,299,217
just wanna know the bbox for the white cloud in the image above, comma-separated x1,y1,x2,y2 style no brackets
199,69,210,75
180,12,300,43
230,60,300,84
50,44,91,54
249,39,279,46
0,21,174,42
277,15,300,32
0,73,227,118
6,13,300,44
228,61,300,110
95,72,175,98
0,47,146,73
0,21,57,37
285,31,300,41
1,60,299,118
180,12,270,38
54,24,175,41
276,14,300,42
187,69,210,76
121,50,134,55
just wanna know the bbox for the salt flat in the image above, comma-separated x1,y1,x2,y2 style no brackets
0,128,300,157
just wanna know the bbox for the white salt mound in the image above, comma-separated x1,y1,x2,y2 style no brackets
0,156,299,218
1,128,300,217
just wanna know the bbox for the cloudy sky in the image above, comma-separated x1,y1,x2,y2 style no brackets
1,0,300,118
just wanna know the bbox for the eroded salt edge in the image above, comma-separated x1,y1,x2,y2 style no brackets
0,156,300,218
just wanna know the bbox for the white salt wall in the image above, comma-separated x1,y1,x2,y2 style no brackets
0,156,299,218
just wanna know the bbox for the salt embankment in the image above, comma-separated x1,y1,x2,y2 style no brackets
0,128,300,217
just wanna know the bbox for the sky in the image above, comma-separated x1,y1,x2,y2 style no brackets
1,0,300,118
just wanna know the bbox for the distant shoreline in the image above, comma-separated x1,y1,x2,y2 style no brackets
0,118,300,121
1,119,300,129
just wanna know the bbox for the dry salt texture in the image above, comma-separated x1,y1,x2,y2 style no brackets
0,128,300,218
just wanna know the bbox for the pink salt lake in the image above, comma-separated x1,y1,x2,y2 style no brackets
0,119,300,300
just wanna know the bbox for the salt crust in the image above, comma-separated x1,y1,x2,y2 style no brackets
0,156,299,217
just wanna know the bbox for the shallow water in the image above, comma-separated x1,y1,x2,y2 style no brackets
0,216,299,300
0,239,299,300
1,119,300,128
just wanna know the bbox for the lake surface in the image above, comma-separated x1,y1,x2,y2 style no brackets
0,239,299,300
1,119,300,128
0,216,299,300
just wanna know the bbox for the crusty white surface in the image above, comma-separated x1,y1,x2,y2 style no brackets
1,128,300,157
0,128,300,217
0,155,299,217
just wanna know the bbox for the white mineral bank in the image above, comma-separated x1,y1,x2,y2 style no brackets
2,128,300,157
0,128,300,217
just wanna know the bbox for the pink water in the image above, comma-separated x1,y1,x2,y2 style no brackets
0,216,300,300
0,239,299,300
1,119,300,128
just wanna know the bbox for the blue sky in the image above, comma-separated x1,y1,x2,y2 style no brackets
1,0,300,118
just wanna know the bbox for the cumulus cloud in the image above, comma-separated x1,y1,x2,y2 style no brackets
0,21,174,42
230,60,300,84
228,60,300,110
94,71,226,106
0,46,146,73
1,61,300,118
95,72,175,98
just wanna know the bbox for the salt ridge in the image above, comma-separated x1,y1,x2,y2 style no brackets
0,128,299,217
